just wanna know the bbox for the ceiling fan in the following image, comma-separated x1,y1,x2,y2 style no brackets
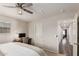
2,3,33,15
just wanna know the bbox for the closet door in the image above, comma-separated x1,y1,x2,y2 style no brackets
35,23,43,47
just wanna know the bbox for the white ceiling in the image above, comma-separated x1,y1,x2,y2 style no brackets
0,3,79,21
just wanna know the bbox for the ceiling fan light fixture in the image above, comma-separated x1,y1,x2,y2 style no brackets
17,8,22,15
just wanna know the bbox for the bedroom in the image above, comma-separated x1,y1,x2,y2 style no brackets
0,3,78,56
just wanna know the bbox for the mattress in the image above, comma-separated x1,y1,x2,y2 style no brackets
0,42,47,56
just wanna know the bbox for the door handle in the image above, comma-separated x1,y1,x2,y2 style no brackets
56,35,58,38
74,43,79,45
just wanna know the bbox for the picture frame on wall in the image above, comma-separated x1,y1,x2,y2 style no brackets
0,22,11,33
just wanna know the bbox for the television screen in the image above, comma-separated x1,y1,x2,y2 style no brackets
19,33,26,38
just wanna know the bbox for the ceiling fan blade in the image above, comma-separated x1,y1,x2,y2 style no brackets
21,7,33,14
2,5,16,8
22,3,33,7
16,3,25,7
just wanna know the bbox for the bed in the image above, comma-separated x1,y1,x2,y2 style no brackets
0,42,47,56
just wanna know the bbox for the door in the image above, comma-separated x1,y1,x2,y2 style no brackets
77,22,79,55
77,18,79,56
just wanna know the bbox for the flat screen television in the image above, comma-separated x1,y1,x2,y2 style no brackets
19,33,26,38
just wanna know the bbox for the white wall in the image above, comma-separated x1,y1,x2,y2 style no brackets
0,16,28,43
28,12,77,54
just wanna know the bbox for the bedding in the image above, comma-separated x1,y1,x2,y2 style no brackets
0,42,47,56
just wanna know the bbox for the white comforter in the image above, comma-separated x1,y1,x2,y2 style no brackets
0,42,47,56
